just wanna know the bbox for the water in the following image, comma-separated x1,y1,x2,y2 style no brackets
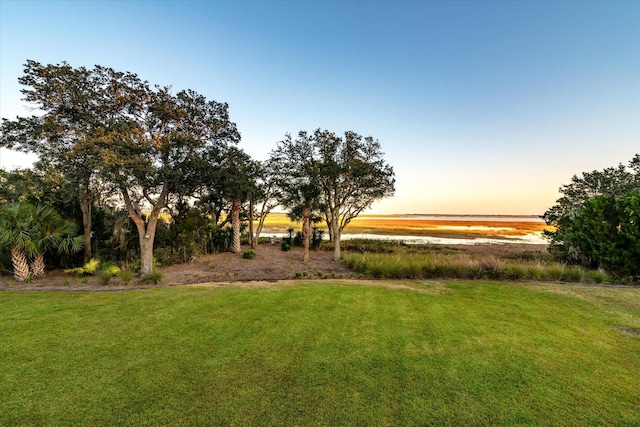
341,233,547,245
265,231,548,246
359,214,544,223
263,214,549,246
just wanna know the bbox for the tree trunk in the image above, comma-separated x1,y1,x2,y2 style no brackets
302,205,311,264
325,213,333,242
138,228,156,276
254,202,271,245
249,198,255,249
80,194,92,263
231,199,241,254
133,212,159,276
31,253,45,277
120,184,167,276
11,247,30,282
331,216,341,262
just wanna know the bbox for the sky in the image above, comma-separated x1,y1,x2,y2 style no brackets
1,0,638,215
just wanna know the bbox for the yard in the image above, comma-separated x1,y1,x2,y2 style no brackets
1,280,638,425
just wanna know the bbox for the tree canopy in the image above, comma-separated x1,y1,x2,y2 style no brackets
2,60,241,275
1,60,398,278
271,129,395,261
543,154,640,279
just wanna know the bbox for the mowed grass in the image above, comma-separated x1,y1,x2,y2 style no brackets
1,282,639,426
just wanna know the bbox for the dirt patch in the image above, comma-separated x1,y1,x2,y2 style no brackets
617,326,640,337
161,244,352,285
0,244,353,291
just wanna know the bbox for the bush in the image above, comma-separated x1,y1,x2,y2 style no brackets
140,270,163,285
100,262,121,277
65,258,101,276
243,250,256,260
281,241,291,251
98,272,112,286
311,227,324,249
119,269,135,285
586,269,607,284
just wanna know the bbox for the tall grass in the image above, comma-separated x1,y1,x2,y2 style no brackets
343,251,608,283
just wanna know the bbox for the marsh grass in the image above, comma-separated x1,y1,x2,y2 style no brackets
0,283,638,425
343,248,608,283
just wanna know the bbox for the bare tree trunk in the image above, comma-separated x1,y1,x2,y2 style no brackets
120,185,165,276
254,202,272,244
80,193,92,263
331,216,341,262
133,213,159,276
231,199,241,254
249,199,255,249
302,205,311,264
11,247,30,282
325,212,333,242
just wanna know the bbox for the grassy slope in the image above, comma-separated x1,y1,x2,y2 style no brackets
1,281,638,426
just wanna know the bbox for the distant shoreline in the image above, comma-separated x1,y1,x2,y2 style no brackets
261,213,551,245
361,213,542,218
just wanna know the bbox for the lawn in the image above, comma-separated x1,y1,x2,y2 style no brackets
1,281,638,426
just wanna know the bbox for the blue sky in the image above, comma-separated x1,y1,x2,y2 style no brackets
1,0,638,214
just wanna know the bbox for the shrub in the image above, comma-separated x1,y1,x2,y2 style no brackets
243,250,256,260
140,270,163,285
119,269,135,284
546,265,565,281
281,241,291,251
100,262,121,277
586,269,607,284
98,271,112,286
563,266,584,282
311,227,324,249
65,258,101,276
504,263,527,281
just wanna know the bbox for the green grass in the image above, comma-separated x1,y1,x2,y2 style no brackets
1,282,639,425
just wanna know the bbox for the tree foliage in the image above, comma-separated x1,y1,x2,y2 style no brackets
1,60,241,275
1,60,401,279
543,155,640,279
271,133,325,263
0,61,120,262
272,129,395,261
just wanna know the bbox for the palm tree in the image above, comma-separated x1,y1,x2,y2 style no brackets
283,183,323,264
0,203,84,280
30,205,84,277
0,203,38,281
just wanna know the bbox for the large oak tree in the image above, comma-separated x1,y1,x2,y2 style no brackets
2,60,240,275
0,61,120,262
